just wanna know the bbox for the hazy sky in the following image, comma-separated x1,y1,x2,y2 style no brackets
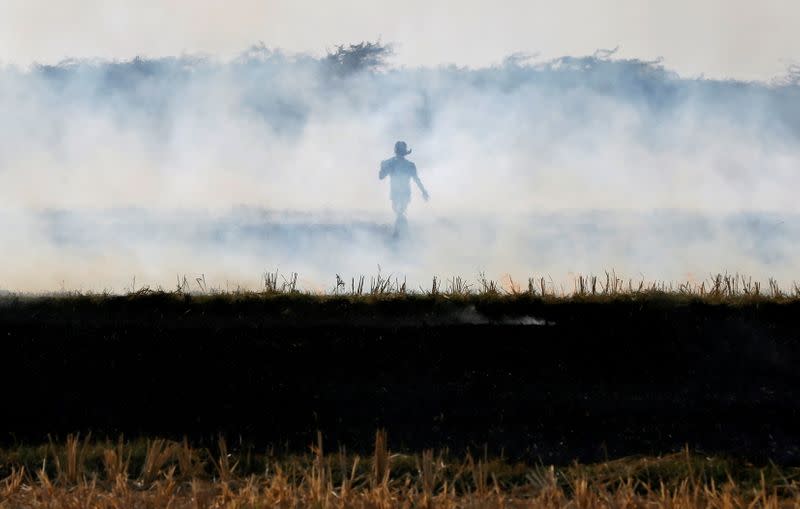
1,0,798,80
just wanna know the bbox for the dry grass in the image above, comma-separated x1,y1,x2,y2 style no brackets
251,270,800,302
6,271,800,305
2,434,800,508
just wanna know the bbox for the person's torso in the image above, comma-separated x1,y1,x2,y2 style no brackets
384,157,415,195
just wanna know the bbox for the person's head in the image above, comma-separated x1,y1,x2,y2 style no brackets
394,141,412,157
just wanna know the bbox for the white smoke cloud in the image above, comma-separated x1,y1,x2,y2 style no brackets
1,47,799,292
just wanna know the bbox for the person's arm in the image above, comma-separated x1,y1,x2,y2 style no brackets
411,164,429,201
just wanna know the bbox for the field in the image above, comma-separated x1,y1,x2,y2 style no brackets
2,272,799,462
2,274,800,506
2,434,800,508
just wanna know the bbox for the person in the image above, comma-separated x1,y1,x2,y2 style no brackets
379,141,429,234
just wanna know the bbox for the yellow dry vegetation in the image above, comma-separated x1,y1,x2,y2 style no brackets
2,432,800,509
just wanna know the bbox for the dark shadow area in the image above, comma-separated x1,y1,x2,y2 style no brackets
1,295,798,464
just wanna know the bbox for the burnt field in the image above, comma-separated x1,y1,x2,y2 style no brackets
1,291,799,464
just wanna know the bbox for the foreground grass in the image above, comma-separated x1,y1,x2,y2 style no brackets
2,434,800,508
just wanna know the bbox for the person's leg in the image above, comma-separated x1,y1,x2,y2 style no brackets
391,198,409,237
392,197,409,217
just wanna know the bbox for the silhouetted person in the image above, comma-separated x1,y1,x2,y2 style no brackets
379,141,428,235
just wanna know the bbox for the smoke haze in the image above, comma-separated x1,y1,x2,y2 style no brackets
3,0,800,80
1,46,799,292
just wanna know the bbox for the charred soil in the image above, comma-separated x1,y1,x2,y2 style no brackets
1,293,798,464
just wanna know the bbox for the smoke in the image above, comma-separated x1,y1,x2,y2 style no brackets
1,44,799,292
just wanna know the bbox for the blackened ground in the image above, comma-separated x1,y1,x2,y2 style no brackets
1,295,798,464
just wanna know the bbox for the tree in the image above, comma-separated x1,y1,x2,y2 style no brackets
324,41,392,76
